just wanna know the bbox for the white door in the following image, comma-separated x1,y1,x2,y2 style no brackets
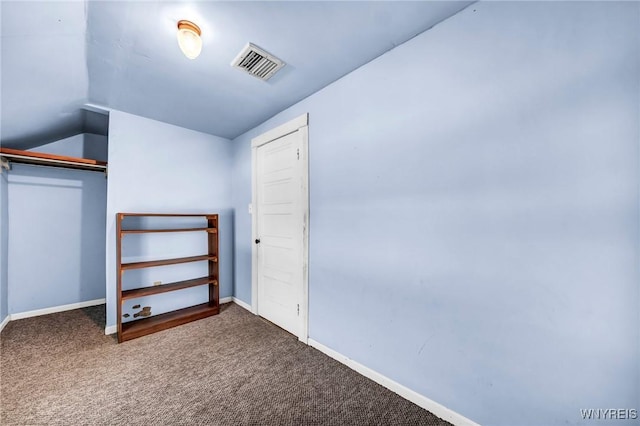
252,114,309,340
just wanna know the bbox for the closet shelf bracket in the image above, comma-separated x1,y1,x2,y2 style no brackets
0,156,10,174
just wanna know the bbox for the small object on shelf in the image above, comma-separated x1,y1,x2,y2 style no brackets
116,213,220,343
133,307,152,318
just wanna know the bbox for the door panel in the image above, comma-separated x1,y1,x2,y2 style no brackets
256,130,302,335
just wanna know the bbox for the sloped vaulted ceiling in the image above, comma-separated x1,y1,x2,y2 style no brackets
1,0,473,149
1,1,90,149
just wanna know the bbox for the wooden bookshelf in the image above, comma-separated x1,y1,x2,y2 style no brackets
116,213,220,343
120,303,218,342
120,227,217,234
121,276,217,300
121,255,217,271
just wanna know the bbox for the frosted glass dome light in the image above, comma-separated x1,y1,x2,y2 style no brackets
177,20,202,59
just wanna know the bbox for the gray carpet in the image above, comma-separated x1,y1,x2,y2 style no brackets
1,303,450,425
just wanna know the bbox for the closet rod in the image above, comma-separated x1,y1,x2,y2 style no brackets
0,148,107,173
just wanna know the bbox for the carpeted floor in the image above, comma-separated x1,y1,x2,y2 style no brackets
1,303,450,425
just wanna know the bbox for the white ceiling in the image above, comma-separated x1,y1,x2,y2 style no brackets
1,1,473,148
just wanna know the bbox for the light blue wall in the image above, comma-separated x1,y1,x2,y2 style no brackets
0,171,8,323
4,134,108,315
84,133,108,163
30,134,85,158
7,166,107,313
231,2,639,425
105,110,233,329
6,135,107,314
29,133,108,163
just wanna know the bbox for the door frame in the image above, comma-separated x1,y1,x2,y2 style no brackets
251,113,309,343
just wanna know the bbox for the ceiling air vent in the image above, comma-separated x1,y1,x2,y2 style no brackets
231,43,285,81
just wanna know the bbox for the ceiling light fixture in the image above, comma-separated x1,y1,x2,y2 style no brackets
176,20,202,59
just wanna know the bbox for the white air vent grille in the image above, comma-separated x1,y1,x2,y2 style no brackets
231,43,285,81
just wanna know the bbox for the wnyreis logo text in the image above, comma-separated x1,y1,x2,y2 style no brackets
580,409,638,420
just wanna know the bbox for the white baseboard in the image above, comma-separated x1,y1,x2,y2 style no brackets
10,298,106,321
231,297,251,312
307,339,479,426
105,324,116,335
220,296,251,312
0,314,9,333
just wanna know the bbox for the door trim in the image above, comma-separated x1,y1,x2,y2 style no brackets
251,113,309,343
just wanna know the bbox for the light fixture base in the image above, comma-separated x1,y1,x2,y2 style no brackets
177,20,201,36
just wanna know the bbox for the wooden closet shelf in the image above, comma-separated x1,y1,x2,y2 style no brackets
120,303,219,342
121,227,217,234
121,255,217,270
0,147,107,173
122,276,218,300
119,213,218,218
